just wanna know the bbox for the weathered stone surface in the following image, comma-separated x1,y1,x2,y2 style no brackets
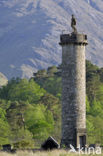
60,33,87,148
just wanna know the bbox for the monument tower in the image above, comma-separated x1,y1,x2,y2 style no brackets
59,15,88,149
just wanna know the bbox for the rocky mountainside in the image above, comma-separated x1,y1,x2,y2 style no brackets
0,0,103,79
0,72,8,87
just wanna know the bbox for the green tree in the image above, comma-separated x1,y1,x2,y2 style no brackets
40,93,61,141
35,77,62,99
86,116,95,144
6,101,28,131
86,96,90,114
34,69,47,78
0,77,20,100
47,66,58,76
25,104,54,142
5,79,46,103
90,100,103,117
12,129,34,149
0,108,10,145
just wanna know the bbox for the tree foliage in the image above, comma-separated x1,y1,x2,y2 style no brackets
0,108,10,145
0,60,103,147
25,104,54,141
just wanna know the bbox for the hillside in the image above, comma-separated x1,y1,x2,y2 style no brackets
0,0,103,79
0,60,103,147
0,72,8,87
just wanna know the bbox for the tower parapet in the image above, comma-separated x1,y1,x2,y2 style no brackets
60,33,88,45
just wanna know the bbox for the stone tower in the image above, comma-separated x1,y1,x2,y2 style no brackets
59,16,88,149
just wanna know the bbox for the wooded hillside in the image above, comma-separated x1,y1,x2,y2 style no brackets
0,60,103,148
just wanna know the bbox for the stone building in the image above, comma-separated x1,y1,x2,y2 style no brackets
59,29,88,148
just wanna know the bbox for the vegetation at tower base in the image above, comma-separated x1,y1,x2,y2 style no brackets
0,61,103,148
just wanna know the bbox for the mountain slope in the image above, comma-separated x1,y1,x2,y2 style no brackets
0,0,103,79
0,72,8,87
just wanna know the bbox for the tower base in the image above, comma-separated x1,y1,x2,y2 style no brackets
76,128,86,149
61,128,86,149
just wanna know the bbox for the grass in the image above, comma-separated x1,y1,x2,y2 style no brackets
0,150,103,156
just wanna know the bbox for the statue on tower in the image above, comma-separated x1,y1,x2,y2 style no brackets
71,15,77,33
